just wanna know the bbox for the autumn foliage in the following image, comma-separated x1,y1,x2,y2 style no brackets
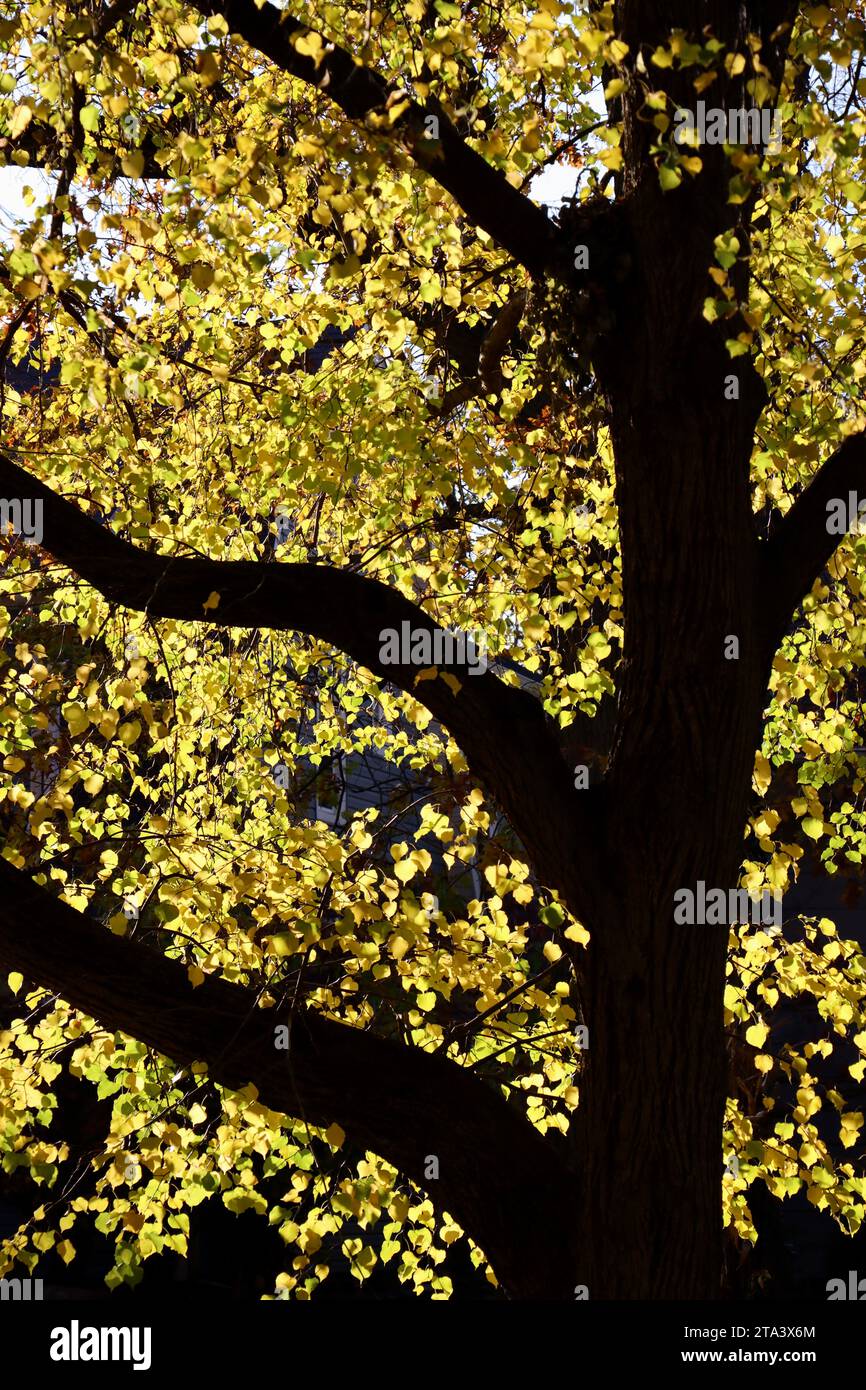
0,0,865,1300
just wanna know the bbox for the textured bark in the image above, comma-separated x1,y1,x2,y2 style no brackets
568,389,771,1295
560,0,797,1297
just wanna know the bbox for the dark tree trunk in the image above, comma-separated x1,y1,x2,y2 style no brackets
560,94,780,1287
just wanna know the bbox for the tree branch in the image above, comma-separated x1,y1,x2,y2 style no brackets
478,290,529,397
0,857,575,1297
760,431,866,650
0,450,600,907
195,0,562,278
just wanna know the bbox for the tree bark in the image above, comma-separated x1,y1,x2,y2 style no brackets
562,15,783,1286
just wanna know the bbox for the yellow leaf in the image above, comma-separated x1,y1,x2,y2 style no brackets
293,31,325,62
324,1122,345,1148
98,710,119,738
752,752,771,796
121,151,145,178
63,702,89,736
196,51,221,86
416,990,437,1011
9,105,33,140
202,591,221,610
57,1239,75,1265
746,1021,768,1048
187,965,205,987
190,262,215,289
388,933,410,962
754,810,780,837
293,138,323,158
840,1112,863,1148
7,972,23,995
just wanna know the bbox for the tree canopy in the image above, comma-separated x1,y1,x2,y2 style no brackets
0,0,865,1301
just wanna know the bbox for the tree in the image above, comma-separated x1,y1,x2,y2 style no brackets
1,0,865,1301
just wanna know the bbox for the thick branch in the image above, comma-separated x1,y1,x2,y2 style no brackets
0,451,599,907
0,858,575,1297
761,431,866,649
478,290,529,398
196,0,561,278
